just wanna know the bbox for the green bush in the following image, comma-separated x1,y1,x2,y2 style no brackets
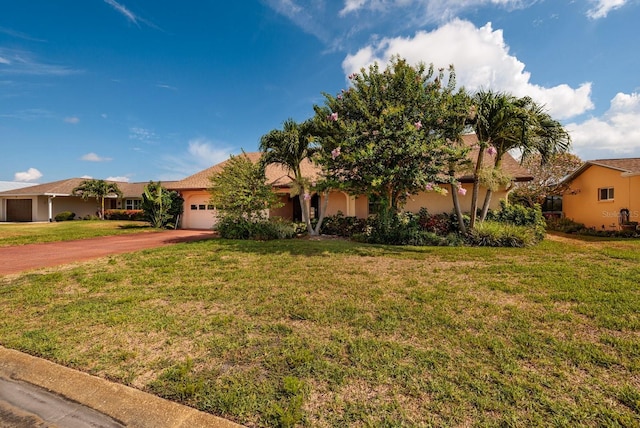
104,209,145,221
546,217,586,234
54,211,75,222
216,217,296,240
466,221,539,247
320,212,368,237
486,200,546,240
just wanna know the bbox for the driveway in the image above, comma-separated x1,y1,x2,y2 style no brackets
0,230,216,275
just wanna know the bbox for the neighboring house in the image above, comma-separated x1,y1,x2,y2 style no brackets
562,158,640,229
169,134,533,230
0,179,153,222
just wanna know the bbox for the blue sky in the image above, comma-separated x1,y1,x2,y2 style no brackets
1,0,639,183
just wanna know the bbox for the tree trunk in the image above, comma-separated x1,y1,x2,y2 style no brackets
451,182,467,234
469,146,485,229
479,189,493,222
100,197,105,220
311,190,330,236
298,190,313,235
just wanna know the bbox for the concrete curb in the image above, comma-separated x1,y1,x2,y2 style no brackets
0,346,243,428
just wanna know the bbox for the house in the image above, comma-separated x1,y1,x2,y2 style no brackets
562,158,640,229
169,134,533,230
0,179,153,222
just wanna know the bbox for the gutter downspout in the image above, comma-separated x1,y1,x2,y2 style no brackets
48,195,55,222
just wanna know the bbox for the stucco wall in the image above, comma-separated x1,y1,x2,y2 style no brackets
563,166,640,229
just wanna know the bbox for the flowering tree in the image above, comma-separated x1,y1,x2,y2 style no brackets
511,152,582,207
313,56,471,225
72,179,122,220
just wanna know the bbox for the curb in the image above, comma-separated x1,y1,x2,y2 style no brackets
0,346,243,428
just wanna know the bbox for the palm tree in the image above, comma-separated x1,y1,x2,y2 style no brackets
469,90,571,225
72,179,123,219
259,118,323,235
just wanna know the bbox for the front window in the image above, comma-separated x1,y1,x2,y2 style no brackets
125,199,141,210
598,187,614,201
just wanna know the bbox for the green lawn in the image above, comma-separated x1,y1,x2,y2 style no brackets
0,220,153,246
0,235,639,427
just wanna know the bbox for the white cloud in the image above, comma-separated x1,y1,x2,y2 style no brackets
81,152,113,162
587,0,629,19
64,116,80,124
339,0,536,22
566,92,640,155
14,168,42,182
106,176,131,182
0,47,80,76
342,19,594,120
129,127,157,142
104,0,139,26
161,138,233,179
81,175,93,179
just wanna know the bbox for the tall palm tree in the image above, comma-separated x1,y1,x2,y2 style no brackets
259,119,321,234
72,179,122,219
469,90,571,225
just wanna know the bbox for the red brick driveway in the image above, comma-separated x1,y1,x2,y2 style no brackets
0,230,216,275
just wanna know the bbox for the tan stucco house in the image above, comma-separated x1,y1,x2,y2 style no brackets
562,158,640,229
169,134,533,230
0,179,153,222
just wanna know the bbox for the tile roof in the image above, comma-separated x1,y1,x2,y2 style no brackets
588,158,640,174
0,178,150,198
168,133,532,190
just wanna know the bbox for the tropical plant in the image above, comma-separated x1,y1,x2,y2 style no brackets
72,179,122,220
468,90,571,226
141,181,183,229
260,119,328,236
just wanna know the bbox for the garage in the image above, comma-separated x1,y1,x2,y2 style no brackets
6,199,33,222
182,194,217,229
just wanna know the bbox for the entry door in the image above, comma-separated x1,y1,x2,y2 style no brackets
7,199,33,222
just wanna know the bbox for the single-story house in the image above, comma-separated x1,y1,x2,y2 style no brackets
169,134,533,230
562,158,640,229
0,179,155,222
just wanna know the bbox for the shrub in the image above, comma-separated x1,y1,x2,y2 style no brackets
320,212,368,237
104,209,145,221
546,217,586,234
54,211,75,222
357,211,460,246
466,221,539,247
216,217,296,240
416,208,455,235
486,200,546,241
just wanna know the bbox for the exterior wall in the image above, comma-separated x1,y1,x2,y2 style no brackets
1,196,131,222
270,195,294,219
403,184,507,215
563,166,640,229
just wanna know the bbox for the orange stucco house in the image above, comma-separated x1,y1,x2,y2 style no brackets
562,158,640,230
169,134,533,230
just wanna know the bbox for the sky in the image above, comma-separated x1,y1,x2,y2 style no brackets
1,0,639,183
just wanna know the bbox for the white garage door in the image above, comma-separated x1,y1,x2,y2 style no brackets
183,197,217,229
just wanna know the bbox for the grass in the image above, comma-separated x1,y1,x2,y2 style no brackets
0,235,639,427
0,220,153,246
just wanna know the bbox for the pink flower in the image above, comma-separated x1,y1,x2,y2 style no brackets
414,121,422,130
458,186,467,196
348,73,356,80
331,147,341,160
337,94,343,100
328,112,338,121
425,182,434,191
311,181,317,187
487,146,497,156
303,192,311,201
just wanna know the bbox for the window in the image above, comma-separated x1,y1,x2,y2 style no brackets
598,187,614,201
125,199,141,210
199,204,206,210
190,204,198,210
207,205,215,210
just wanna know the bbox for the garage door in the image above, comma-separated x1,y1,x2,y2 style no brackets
184,198,218,229
7,199,33,222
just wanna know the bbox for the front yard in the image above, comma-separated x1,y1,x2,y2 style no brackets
0,234,639,426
